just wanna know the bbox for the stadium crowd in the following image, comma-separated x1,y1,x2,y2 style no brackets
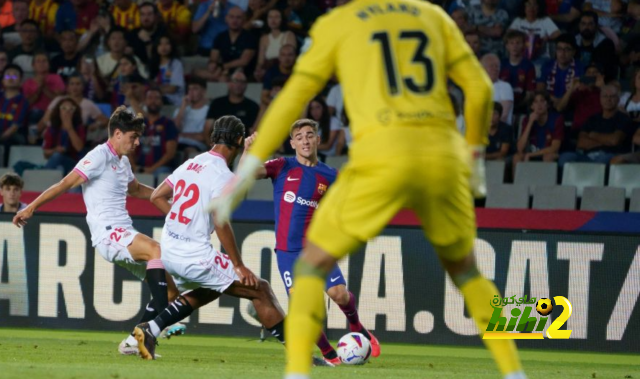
0,0,639,191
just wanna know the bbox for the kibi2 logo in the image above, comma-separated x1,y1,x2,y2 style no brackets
482,295,573,340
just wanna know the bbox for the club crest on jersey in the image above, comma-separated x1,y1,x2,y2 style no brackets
318,183,327,195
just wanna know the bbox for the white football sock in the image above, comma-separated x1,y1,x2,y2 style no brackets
149,321,161,337
125,335,137,346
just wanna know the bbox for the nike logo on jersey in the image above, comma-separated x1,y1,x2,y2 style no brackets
330,276,341,283
287,177,300,181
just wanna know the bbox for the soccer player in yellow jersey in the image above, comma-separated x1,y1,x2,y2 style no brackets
29,0,58,34
209,1,526,378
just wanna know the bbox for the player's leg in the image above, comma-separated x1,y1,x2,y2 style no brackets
284,163,404,378
413,156,525,379
276,251,339,363
127,234,171,312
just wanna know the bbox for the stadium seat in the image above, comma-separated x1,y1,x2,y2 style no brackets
96,103,112,117
157,173,171,185
486,160,505,186
8,145,47,169
580,186,626,212
136,173,155,187
325,156,348,170
630,188,640,212
485,184,529,209
531,185,577,210
181,56,209,75
562,162,605,197
0,167,14,178
22,169,62,192
206,82,228,100
608,164,640,198
514,162,557,194
245,83,263,104
247,178,273,200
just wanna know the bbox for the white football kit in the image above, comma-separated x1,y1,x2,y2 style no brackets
161,151,239,293
73,141,146,279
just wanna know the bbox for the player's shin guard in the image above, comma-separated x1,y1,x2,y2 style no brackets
267,320,286,344
146,259,169,311
285,261,327,376
460,275,523,376
151,296,194,336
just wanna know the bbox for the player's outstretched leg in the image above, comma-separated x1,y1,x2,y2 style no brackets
439,247,526,379
284,243,337,379
326,284,380,358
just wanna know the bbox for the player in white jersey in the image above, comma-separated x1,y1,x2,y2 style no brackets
133,116,329,367
13,106,183,355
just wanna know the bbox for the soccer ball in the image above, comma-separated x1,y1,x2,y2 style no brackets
536,298,553,316
336,332,372,365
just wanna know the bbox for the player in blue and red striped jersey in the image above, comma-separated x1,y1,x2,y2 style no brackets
0,64,29,163
252,119,380,365
130,86,178,178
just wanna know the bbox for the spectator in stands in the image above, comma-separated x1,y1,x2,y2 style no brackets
0,0,15,29
575,11,618,81
156,0,192,41
254,8,297,82
110,54,145,108
0,173,26,213
149,35,184,106
127,2,166,64
202,7,258,82
451,8,475,33
0,64,29,156
50,30,80,80
482,53,514,124
559,85,634,166
122,72,148,114
260,44,296,107
42,97,86,174
467,0,510,55
193,0,231,57
111,0,140,31
486,102,513,161
29,0,59,35
98,27,148,81
9,19,41,76
55,0,99,35
621,0,640,50
285,0,321,38
77,7,112,56
244,0,269,37
1,0,29,51
610,128,640,163
538,33,583,108
174,78,210,152
619,68,640,127
79,55,107,103
514,91,564,166
584,0,625,33
508,0,561,61
464,30,482,58
501,30,536,114
556,62,604,145
23,52,66,124
327,83,343,118
0,49,8,78
306,96,343,157
548,0,582,30
252,75,285,133
206,70,259,136
40,73,109,147
131,86,178,177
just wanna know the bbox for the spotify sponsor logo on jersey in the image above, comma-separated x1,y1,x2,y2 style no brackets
283,191,296,203
283,191,319,208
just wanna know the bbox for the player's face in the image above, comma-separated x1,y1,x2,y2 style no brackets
0,185,21,206
290,126,318,159
118,130,141,154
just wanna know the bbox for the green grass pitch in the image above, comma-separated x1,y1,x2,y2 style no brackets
0,328,637,379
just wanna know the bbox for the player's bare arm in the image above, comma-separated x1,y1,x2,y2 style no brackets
127,178,155,200
213,218,259,289
242,132,268,179
13,170,85,228
150,181,173,215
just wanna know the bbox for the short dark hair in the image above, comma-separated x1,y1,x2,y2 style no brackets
145,85,163,97
0,173,24,189
3,63,23,79
188,77,207,89
532,90,552,107
504,29,526,43
581,10,599,26
108,106,145,137
210,115,245,147
290,118,318,137
139,1,159,14
106,26,126,42
20,19,39,30
556,33,576,49
518,0,546,19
